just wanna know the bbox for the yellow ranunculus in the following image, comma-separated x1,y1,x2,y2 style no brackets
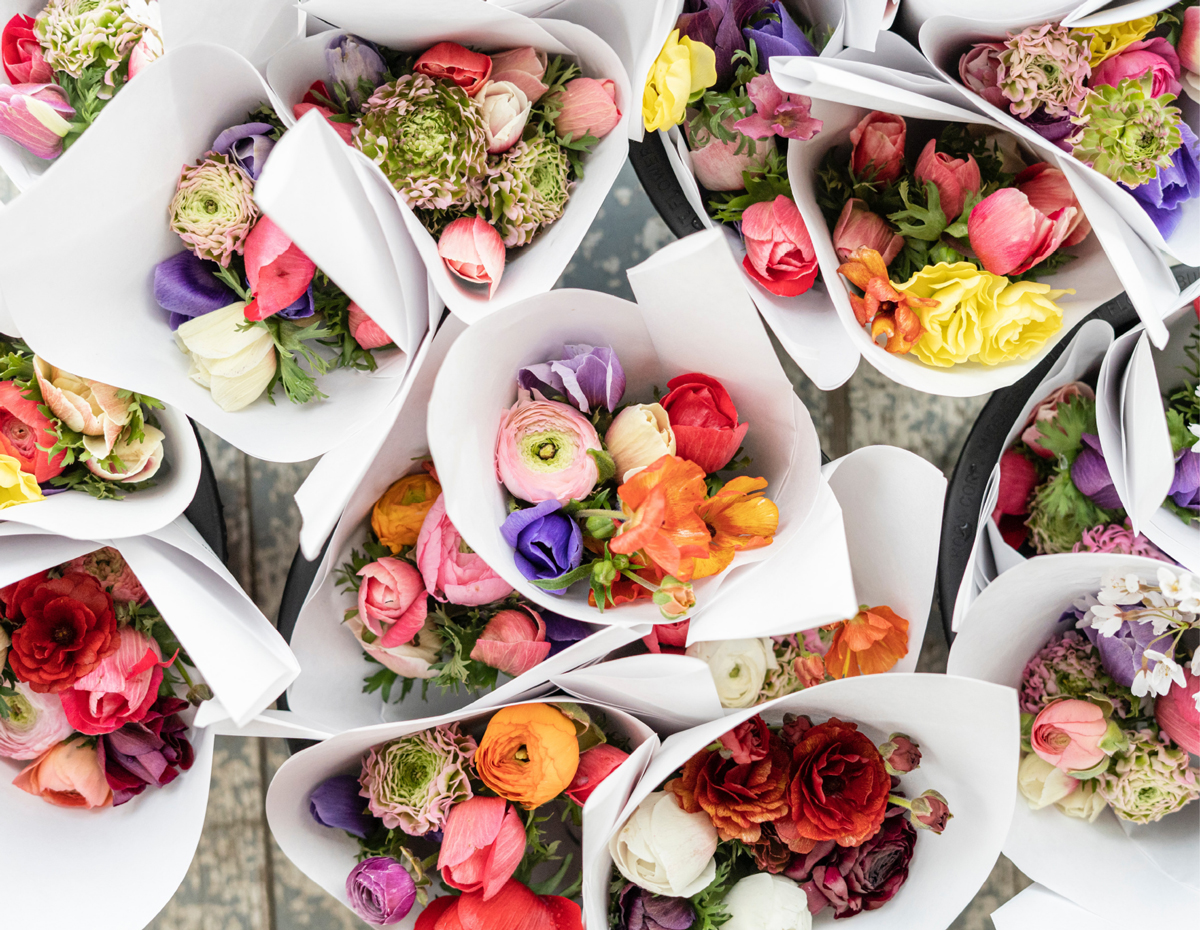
0,454,43,509
977,280,1068,365
643,29,717,132
1074,16,1157,67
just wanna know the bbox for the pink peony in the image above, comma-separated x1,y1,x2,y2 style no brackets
1020,382,1094,458
564,743,629,805
438,796,527,899
13,739,112,808
1016,163,1091,248
63,546,148,606
59,627,169,736
357,557,428,648
415,495,513,606
968,187,1076,277
833,198,903,266
1031,699,1109,773
347,302,392,349
1155,669,1199,755
495,394,602,504
733,74,822,141
469,606,550,677
1091,37,1181,99
913,139,981,222
740,195,819,297
0,682,73,760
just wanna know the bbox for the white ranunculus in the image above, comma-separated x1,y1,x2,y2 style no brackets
474,80,530,154
605,403,676,480
175,302,276,411
1017,751,1079,810
1055,778,1107,822
687,637,777,708
347,615,443,679
723,873,812,930
84,423,165,482
609,791,717,897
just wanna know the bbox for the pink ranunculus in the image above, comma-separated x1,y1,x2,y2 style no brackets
991,448,1039,550
490,46,549,102
0,83,75,160
1020,382,1095,458
414,41,492,95
63,546,149,606
1181,7,1199,76
1155,668,1199,755
740,195,819,297
127,35,160,81
357,557,428,647
469,607,551,677
967,187,1076,277
564,743,629,805
495,394,602,503
0,682,73,760
2,15,53,83
553,77,621,142
849,111,906,185
734,74,822,141
958,42,1008,109
242,216,317,322
1091,37,1182,99
59,627,169,736
1016,163,1092,248
347,302,392,349
689,127,773,191
438,796,527,899
438,216,506,297
13,740,112,808
1031,699,1109,773
833,198,903,266
0,379,67,482
913,139,981,222
416,495,514,606
642,619,690,655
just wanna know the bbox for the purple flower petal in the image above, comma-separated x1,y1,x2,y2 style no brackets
1071,434,1123,510
310,774,377,838
1017,106,1078,152
276,282,316,320
211,122,277,180
518,345,625,413
1169,448,1200,511
543,611,592,655
743,0,817,63
500,500,583,593
1124,124,1200,238
154,251,237,328
1083,614,1158,686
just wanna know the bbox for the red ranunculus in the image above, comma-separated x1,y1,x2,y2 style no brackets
641,619,689,654
660,373,749,474
0,379,67,482
414,878,581,930
991,449,1039,550
6,571,119,693
2,15,53,84
849,112,906,184
719,715,772,764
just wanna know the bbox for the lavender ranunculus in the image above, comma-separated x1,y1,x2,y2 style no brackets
500,500,583,593
345,857,416,925
96,696,195,806
517,344,626,413
310,774,376,838
1071,434,1123,510
326,34,386,109
153,250,238,330
543,611,592,656
1123,123,1200,238
1169,448,1200,513
211,122,277,181
742,1,816,63
1083,614,1158,687
617,883,696,930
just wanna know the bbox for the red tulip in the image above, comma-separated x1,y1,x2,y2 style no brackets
348,302,392,349
661,372,749,474
438,216,506,296
967,187,1076,277
414,42,492,95
1016,162,1092,248
490,46,549,102
243,217,317,321
849,111,906,185
552,77,620,142
2,15,53,84
414,879,582,930
740,194,819,297
293,81,354,145
469,607,551,678
913,139,980,221
438,797,527,899
564,743,629,805
833,198,903,266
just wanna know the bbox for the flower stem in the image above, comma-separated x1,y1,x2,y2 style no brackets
620,570,660,593
574,508,626,520
886,795,912,810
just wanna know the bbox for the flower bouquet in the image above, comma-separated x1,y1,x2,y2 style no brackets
265,698,656,928
948,553,1200,924
599,673,1018,929
0,43,431,461
263,0,629,320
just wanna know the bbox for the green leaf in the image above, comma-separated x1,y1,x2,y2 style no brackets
707,149,792,225
1033,394,1096,466
588,448,616,485
887,180,948,242
253,317,335,405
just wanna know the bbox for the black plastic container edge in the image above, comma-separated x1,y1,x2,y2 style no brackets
628,133,706,239
184,419,228,563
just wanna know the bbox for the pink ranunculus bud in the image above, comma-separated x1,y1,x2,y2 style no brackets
416,495,514,606
127,35,161,81
490,46,549,102
475,79,531,153
1181,6,1199,76
438,797,527,899
849,111,906,185
967,187,1076,277
13,739,112,808
880,733,921,774
553,77,621,142
794,652,826,688
357,556,428,647
0,83,75,160
689,128,774,191
652,576,695,621
469,606,550,677
958,42,1008,109
347,302,392,349
1020,382,1094,458
1016,162,1092,248
414,41,492,95
1030,699,1109,773
913,138,981,222
2,15,53,84
564,743,630,805
1155,668,1200,755
833,198,903,266
242,216,317,321
909,789,952,833
438,216,506,296
1091,37,1182,99
292,101,355,144
741,195,819,297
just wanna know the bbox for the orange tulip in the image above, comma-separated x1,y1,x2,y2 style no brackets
837,248,936,355
609,455,710,580
691,476,779,579
372,472,442,553
825,605,910,679
475,704,580,809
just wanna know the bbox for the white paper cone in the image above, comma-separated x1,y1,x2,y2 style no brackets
264,698,657,929
1063,1,1179,29
841,0,899,52
898,1,1079,35
947,552,1200,924
991,883,1123,930
0,43,414,462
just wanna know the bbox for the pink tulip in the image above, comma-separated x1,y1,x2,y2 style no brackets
833,198,903,266
415,495,514,606
741,195,819,297
1031,699,1109,773
564,743,629,805
1155,669,1199,755
690,129,773,191
414,41,492,95
438,216,506,297
0,83,74,160
13,740,112,808
469,607,551,678
553,77,620,142
59,628,168,735
438,797,527,899
1020,382,1094,457
491,46,549,102
967,187,1076,277
913,139,980,222
357,557,428,648
243,216,317,321
347,302,392,349
958,42,1007,109
849,111,906,185
1016,163,1092,248
1181,7,1199,76
1091,37,1181,99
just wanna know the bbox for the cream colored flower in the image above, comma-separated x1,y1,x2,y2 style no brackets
84,424,165,483
1017,752,1079,810
610,791,717,897
34,356,131,453
606,403,676,480
1054,778,1107,822
686,637,777,709
347,614,443,680
175,302,276,412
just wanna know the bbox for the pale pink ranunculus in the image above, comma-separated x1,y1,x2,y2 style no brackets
554,77,621,142
475,80,531,154
564,743,629,805
491,46,549,102
438,796,527,899
347,302,392,349
59,627,167,736
913,138,981,222
127,34,162,80
741,195,819,297
849,111,906,185
347,614,442,680
1031,699,1109,773
690,128,773,191
1016,163,1092,248
469,606,550,677
1155,669,1200,755
833,198,903,266
959,42,1008,109
416,495,513,606
1091,37,1182,99
13,740,112,808
967,187,1076,277
1020,382,1095,458
0,681,73,760
495,394,602,503
438,216,506,297
34,357,129,453
1181,7,1199,76
357,557,428,647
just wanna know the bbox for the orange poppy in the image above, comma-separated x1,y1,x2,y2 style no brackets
609,455,710,580
691,476,779,579
825,605,910,678
837,248,935,355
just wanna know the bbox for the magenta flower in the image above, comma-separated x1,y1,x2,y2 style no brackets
734,74,822,141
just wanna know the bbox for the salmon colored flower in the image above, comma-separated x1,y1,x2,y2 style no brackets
590,559,662,610
372,472,442,553
837,248,935,355
414,41,492,95
609,455,710,581
13,740,112,809
691,476,778,579
475,703,580,809
825,605,910,679
414,879,582,930
795,652,827,688
437,796,527,899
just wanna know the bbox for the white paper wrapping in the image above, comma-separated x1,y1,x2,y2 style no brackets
947,552,1200,926
991,883,1122,930
264,697,658,930
593,674,1020,930
0,43,419,462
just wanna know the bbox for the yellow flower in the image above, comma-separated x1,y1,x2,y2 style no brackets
977,280,1068,365
643,29,717,132
0,454,43,509
1073,16,1157,66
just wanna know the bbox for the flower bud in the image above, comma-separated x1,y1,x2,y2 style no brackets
2,15,53,84
565,743,629,805
849,111,905,184
967,187,1076,277
913,139,981,221
414,41,492,95
585,514,616,539
793,652,825,688
491,46,549,102
438,216,506,297
689,121,773,191
1155,669,1200,755
605,403,676,480
348,302,392,349
592,559,618,587
553,77,621,142
475,80,531,154
469,607,551,678
1017,752,1080,810
653,576,695,620
958,42,1007,109
325,33,385,108
833,198,903,266
908,789,952,833
879,733,921,775
0,83,75,160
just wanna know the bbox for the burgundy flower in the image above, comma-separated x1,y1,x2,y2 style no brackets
617,883,696,930
97,696,195,805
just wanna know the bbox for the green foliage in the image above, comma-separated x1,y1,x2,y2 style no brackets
687,42,762,155
687,841,756,930
60,61,122,151
513,804,583,898
1166,320,1199,450
253,316,333,405
707,149,793,224
1027,468,1124,554
936,123,1013,194
335,531,393,594
314,271,388,371
246,105,286,139
1033,394,1095,466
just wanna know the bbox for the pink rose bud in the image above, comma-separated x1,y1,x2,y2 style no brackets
357,556,428,648
879,733,921,775
469,607,551,678
553,77,621,142
913,139,981,221
438,796,527,899
1181,7,1199,76
958,42,1008,109
13,739,112,808
652,576,695,621
347,302,392,349
2,15,53,84
0,83,75,160
794,652,826,688
849,111,906,185
909,789,951,833
438,216,506,297
1020,382,1094,458
1031,699,1109,773
967,187,1076,277
690,130,774,191
564,743,630,805
833,198,903,266
741,195,819,297
414,41,492,95
491,46,549,102
1155,668,1200,755
475,79,531,154
1016,162,1092,248
1091,37,1182,99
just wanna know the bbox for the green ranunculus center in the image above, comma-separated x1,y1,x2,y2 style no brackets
519,430,575,472
6,694,35,728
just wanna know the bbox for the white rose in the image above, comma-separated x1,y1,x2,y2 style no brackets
175,302,276,412
605,403,676,480
609,790,717,897
474,80,530,154
1054,778,1107,822
348,614,442,679
723,873,812,930
687,638,777,709
1017,752,1079,810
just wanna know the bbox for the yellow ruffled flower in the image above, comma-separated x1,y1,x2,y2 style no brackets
977,280,1068,365
0,454,43,509
1073,16,1157,67
643,29,717,132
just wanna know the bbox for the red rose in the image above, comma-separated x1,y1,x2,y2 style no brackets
660,373,749,474
787,717,889,848
6,571,119,693
2,15,53,84
0,380,66,482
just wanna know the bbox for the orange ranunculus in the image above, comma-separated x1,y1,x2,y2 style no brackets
372,472,442,553
825,605,910,679
475,703,580,809
609,455,710,581
837,248,936,355
691,476,779,579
